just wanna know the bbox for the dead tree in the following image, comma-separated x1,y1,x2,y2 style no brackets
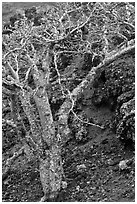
2,2,135,201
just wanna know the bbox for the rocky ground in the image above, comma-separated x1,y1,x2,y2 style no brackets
2,85,135,202
2,2,135,202
59,96,135,202
2,2,57,23
2,43,135,203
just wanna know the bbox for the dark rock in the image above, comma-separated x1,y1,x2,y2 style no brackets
25,6,37,20
116,98,135,143
92,50,135,144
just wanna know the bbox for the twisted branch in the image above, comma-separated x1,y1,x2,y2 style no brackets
58,44,135,144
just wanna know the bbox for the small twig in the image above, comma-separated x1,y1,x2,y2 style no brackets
68,10,94,36
123,21,135,30
24,66,32,83
4,61,19,81
2,78,15,86
50,77,81,85
14,54,19,75
53,52,66,97
67,89,104,129
39,5,96,44
73,109,105,129
26,53,40,85
3,38,29,59
102,29,109,56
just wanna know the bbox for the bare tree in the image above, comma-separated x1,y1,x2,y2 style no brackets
2,2,135,201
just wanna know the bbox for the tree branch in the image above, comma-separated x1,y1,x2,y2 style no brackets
39,5,96,44
3,38,29,59
58,44,135,144
67,89,105,129
4,61,19,81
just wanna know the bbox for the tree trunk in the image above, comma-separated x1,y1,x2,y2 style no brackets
39,144,63,201
20,88,63,201
34,90,64,201
14,44,135,201
20,51,64,201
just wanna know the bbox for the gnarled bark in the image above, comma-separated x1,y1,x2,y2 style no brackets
25,51,64,201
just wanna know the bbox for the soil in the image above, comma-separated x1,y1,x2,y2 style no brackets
2,2,135,202
2,86,135,202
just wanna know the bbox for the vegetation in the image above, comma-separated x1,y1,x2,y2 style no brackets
2,2,135,202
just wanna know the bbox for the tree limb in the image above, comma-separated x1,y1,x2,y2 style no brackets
58,44,135,144
4,61,19,81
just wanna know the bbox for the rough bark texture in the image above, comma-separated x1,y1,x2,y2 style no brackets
34,89,64,200
2,3,135,202
20,91,42,149
27,51,64,200
39,144,63,200
34,92,55,147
